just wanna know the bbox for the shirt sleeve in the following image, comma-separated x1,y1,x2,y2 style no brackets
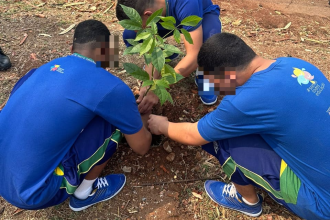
176,0,203,32
197,98,267,142
94,82,143,135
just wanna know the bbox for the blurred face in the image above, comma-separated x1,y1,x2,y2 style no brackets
196,67,237,95
94,35,119,68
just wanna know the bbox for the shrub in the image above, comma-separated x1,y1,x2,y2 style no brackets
119,5,202,104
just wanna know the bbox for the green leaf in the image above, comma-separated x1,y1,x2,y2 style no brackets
123,63,141,73
151,47,165,72
164,72,184,84
154,85,173,105
142,80,154,87
140,38,154,56
130,70,150,81
173,29,181,44
123,63,149,81
150,37,156,54
120,4,142,24
136,29,144,36
150,84,157,91
175,73,184,82
165,59,172,62
156,35,164,45
164,44,182,54
119,20,142,31
180,28,193,44
161,65,166,76
163,50,174,58
130,43,142,54
159,16,176,24
164,75,175,84
146,8,163,26
123,46,133,55
180,15,202,26
126,39,138,46
160,21,176,30
164,63,176,76
144,53,152,65
135,32,151,41
155,79,170,88
146,22,158,34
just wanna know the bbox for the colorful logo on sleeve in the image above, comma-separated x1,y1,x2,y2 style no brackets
292,68,315,85
50,65,64,74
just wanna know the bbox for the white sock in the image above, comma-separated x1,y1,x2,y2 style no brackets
242,196,259,206
74,178,97,200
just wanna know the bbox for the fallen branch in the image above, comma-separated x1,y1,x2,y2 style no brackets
305,38,326,44
274,38,295,42
160,165,170,174
59,24,76,35
132,176,224,187
103,3,114,14
63,2,85,7
19,33,28,45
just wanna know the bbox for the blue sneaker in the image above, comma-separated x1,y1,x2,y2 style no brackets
200,95,218,105
205,181,263,217
195,69,218,105
69,174,126,211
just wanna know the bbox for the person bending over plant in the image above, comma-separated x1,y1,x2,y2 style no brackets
0,20,151,211
116,0,222,113
148,33,330,220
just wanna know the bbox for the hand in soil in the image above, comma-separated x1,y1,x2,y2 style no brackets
141,111,151,129
148,114,169,135
137,89,159,114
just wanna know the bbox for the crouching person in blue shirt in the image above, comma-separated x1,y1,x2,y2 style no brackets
148,33,330,220
0,20,152,211
116,0,222,113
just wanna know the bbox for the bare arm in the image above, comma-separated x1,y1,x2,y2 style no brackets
148,114,209,146
124,117,152,155
174,25,203,77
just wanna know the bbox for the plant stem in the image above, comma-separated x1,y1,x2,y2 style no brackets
162,24,181,39
144,60,155,98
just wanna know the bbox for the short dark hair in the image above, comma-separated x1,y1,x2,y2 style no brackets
198,33,257,71
116,0,155,21
73,20,110,51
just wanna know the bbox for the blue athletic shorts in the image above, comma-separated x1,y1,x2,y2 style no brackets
8,69,122,209
202,134,329,220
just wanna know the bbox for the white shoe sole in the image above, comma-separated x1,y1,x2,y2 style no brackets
204,182,262,217
200,97,218,105
69,176,127,212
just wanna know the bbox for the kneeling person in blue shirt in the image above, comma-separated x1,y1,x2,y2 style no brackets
116,0,222,112
0,20,152,211
148,33,330,220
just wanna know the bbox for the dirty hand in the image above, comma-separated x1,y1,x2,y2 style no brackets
136,88,159,114
148,114,169,135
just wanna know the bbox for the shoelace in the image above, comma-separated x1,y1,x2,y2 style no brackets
222,183,237,198
97,177,109,189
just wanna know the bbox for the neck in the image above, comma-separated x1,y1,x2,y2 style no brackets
236,56,275,86
155,0,167,16
72,50,95,62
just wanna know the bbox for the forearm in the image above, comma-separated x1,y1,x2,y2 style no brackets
160,121,207,146
174,54,199,78
145,64,160,79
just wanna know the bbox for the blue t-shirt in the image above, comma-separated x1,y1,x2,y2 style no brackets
0,54,143,209
198,57,330,214
166,0,220,31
